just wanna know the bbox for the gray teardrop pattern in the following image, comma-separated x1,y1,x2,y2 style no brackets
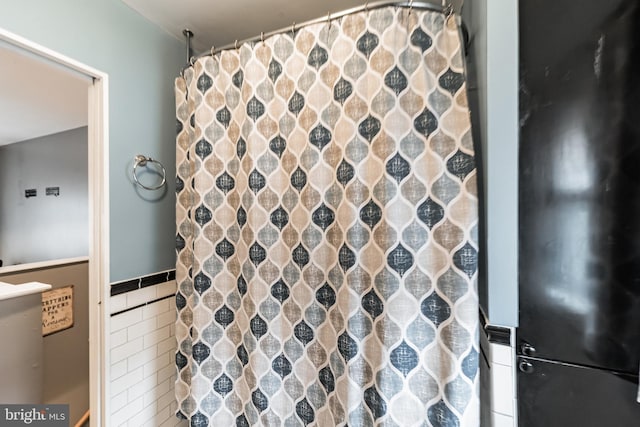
175,6,479,427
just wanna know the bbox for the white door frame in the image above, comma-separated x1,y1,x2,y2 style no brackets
0,28,109,427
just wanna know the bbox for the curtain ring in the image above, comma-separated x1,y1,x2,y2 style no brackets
443,0,454,17
442,0,452,15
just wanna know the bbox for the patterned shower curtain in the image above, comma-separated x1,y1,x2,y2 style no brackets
175,6,478,426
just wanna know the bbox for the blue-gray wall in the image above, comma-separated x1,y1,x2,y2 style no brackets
486,0,518,327
465,0,519,327
0,0,184,281
0,127,88,266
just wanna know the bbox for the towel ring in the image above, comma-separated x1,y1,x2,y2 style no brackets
133,155,166,191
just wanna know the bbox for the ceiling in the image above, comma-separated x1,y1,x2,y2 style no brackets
121,0,368,55
0,41,89,146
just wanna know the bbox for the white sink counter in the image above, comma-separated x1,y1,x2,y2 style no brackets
0,281,51,301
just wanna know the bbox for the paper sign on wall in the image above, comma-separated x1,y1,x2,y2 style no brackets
42,285,74,336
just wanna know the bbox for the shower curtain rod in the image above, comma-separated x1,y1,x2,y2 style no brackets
189,0,455,63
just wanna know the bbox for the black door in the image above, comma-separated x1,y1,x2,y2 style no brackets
517,357,640,427
518,0,640,374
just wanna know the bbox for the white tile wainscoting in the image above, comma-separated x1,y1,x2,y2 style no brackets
109,271,186,427
481,320,518,427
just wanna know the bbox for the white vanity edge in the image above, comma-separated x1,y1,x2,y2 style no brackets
0,281,52,301
0,256,89,274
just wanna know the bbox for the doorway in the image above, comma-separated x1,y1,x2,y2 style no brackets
0,28,108,427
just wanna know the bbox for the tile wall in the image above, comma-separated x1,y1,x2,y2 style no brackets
109,271,186,427
481,320,518,427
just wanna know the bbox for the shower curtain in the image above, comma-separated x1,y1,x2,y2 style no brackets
175,6,479,426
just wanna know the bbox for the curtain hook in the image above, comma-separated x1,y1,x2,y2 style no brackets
261,32,265,44
327,11,331,26
189,56,196,66
364,2,369,15
291,22,296,36
235,39,239,51
409,0,414,15
210,45,215,57
441,0,454,18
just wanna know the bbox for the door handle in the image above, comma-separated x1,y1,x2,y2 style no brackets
521,343,537,357
519,359,535,374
